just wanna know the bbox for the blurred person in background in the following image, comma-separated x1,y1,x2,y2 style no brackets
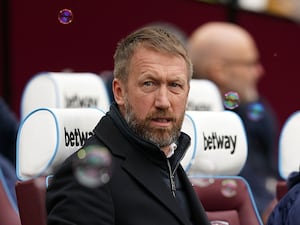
187,21,279,217
0,154,18,204
0,97,19,166
0,97,19,204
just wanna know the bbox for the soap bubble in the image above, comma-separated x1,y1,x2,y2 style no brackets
73,145,112,188
223,91,240,109
58,9,73,24
221,179,237,198
247,102,264,121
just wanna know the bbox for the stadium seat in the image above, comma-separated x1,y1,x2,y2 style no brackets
186,79,224,111
15,176,47,225
20,72,111,119
259,110,300,223
278,110,300,181
181,110,263,225
15,109,262,225
16,107,105,181
260,110,300,223
273,110,300,201
191,176,262,225
181,110,247,175
15,107,105,225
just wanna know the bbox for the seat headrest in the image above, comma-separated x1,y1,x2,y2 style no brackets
16,107,105,181
278,111,300,180
20,72,110,119
181,110,247,176
187,79,224,111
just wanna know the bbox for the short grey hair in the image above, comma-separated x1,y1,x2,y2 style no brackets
113,26,193,83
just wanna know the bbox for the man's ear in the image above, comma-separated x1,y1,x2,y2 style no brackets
112,78,125,105
209,59,227,86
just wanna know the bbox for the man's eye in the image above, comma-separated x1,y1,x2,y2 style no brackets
170,83,181,88
144,81,154,86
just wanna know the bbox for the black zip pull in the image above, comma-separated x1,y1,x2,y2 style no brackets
170,174,176,197
167,159,176,197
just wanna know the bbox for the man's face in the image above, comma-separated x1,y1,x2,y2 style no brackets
114,46,190,148
222,40,264,103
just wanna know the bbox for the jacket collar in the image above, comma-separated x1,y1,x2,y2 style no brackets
96,102,191,169
288,171,300,189
93,103,197,224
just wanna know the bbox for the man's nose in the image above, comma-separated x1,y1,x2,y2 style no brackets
154,86,171,109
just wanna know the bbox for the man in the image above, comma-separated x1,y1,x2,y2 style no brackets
0,97,19,166
46,26,210,225
0,97,18,204
267,170,300,225
187,21,279,215
188,21,264,103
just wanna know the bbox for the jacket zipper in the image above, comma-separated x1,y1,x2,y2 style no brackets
167,159,176,197
166,143,188,198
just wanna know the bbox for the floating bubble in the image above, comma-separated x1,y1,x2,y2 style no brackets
73,145,112,188
223,91,240,109
58,9,73,24
247,102,264,121
221,179,237,198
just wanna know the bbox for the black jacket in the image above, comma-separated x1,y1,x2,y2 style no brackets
46,103,210,225
267,171,300,225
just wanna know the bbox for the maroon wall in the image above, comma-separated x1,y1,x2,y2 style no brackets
237,11,300,129
0,3,3,96
4,0,300,128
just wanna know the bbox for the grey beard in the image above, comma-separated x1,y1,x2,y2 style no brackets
124,100,180,148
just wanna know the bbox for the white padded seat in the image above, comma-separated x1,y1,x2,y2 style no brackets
16,107,105,181
181,110,247,176
187,79,224,111
181,111,263,225
278,111,300,180
20,72,110,119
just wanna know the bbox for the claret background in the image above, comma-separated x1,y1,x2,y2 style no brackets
0,0,299,129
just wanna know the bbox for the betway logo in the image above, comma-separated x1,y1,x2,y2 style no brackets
187,101,212,111
64,127,94,147
203,132,237,154
65,95,98,108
